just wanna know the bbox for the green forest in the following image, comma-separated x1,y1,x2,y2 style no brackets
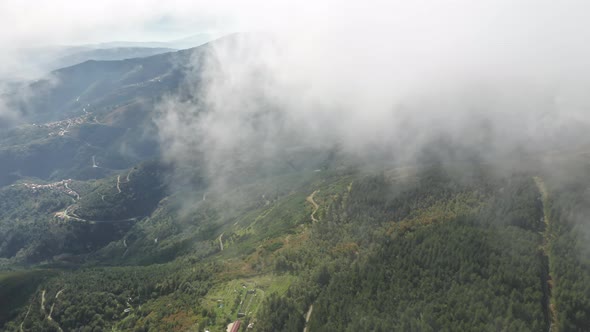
1,160,590,331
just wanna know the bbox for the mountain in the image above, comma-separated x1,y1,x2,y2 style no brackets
7,46,179,82
0,43,205,187
46,47,177,72
0,35,590,332
7,33,219,81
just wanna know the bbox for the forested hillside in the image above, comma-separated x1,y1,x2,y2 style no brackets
1,30,590,332
2,158,590,331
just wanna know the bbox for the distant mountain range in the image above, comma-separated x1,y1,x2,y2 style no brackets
44,47,177,72
84,32,218,50
4,33,219,81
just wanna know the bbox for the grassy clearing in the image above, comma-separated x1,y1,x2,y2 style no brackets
202,274,295,330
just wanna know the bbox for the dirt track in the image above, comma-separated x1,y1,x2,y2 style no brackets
306,190,320,223
219,233,224,251
534,176,558,331
303,304,313,332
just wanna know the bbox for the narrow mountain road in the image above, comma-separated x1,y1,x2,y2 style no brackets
126,168,134,182
47,291,65,331
20,304,31,332
306,190,320,223
116,176,122,194
534,176,558,331
40,290,46,315
303,304,313,332
64,182,80,200
58,174,140,224
218,233,224,251
48,289,64,320
61,204,138,224
115,169,134,193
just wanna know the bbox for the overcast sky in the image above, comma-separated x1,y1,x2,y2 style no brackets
1,1,588,43
2,1,590,67
1,1,227,46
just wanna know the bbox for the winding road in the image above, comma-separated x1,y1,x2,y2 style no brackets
57,170,140,224
19,304,31,332
218,233,224,251
48,289,64,321
116,176,122,194
62,205,139,224
306,190,320,223
303,304,314,332
40,290,46,314
64,182,80,200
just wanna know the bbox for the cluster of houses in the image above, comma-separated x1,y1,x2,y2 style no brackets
33,113,91,137
20,179,79,199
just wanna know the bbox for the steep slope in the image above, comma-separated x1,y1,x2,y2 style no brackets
15,48,192,123
0,38,215,187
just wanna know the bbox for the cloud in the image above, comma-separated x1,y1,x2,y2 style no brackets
3,0,590,176
0,98,19,127
155,0,590,189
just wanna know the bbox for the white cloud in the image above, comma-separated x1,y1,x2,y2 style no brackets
155,0,590,179
3,0,590,168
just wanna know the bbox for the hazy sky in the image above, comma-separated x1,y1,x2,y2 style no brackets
2,1,589,71
2,0,588,44
1,1,230,46
2,1,590,69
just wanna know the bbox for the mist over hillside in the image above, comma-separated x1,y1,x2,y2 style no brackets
1,1,590,331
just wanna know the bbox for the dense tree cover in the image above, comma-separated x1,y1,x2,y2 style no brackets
0,186,71,261
256,293,305,332
0,161,175,263
545,175,590,331
481,175,543,232
308,220,547,331
75,161,170,220
2,160,590,331
2,260,219,331
258,168,551,331
0,137,83,186
0,270,58,327
0,181,140,263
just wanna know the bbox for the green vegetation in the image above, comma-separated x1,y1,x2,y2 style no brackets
544,173,590,331
75,161,169,221
1,159,590,331
2,37,590,331
0,270,58,326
